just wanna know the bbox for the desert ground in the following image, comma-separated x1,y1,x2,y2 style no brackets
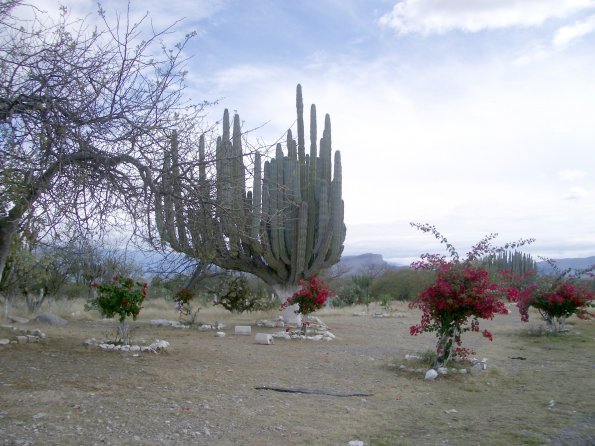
1,299,594,446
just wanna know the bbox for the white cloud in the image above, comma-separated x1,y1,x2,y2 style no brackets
380,0,595,34
553,13,595,47
557,169,588,181
564,187,589,199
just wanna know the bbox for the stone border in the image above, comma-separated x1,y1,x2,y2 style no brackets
83,338,170,353
0,325,46,345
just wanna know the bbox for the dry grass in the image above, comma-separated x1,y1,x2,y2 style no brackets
0,299,594,445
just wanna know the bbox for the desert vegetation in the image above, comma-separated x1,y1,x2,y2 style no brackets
1,1,594,445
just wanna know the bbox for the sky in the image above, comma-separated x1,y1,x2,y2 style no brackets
23,0,595,265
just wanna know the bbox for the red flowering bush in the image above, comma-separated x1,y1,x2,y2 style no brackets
173,287,194,316
172,287,200,324
86,276,147,344
506,264,594,332
281,276,333,316
409,223,533,367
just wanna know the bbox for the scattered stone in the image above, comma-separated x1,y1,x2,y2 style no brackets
348,441,365,446
16,335,28,344
32,413,48,420
405,354,421,360
149,319,187,328
469,363,484,375
29,328,46,338
0,338,10,345
83,338,96,346
234,326,251,336
26,335,40,343
437,367,448,375
271,331,291,340
444,409,458,414
352,312,367,317
214,331,225,337
459,368,468,374
33,313,67,326
425,369,438,381
548,400,556,409
198,324,213,331
372,312,389,318
8,315,29,324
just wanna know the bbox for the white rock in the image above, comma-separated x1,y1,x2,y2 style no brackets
150,319,174,326
30,329,46,338
26,335,40,343
214,331,226,337
348,441,365,446
149,339,170,350
8,315,29,324
444,409,458,414
255,333,274,345
0,339,10,345
120,345,130,352
16,336,28,344
234,325,251,336
405,354,421,360
271,331,291,340
437,367,448,375
425,369,438,380
130,345,140,352
323,331,336,339
307,335,323,341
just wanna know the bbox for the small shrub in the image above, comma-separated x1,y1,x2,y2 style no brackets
85,276,147,344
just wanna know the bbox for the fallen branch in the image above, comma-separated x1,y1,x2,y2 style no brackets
255,386,372,397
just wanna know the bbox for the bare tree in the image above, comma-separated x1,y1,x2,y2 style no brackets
0,1,207,277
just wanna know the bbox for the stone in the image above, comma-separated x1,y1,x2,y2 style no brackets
29,329,46,338
234,325,251,336
32,413,48,420
0,339,10,345
26,335,40,343
149,319,172,326
214,331,225,337
16,336,28,344
444,409,458,414
271,331,291,340
437,367,448,375
255,333,274,345
405,354,421,360
469,364,483,375
424,369,438,380
348,441,365,446
33,313,67,326
8,315,29,324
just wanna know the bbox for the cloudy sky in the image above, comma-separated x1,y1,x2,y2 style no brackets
28,0,595,264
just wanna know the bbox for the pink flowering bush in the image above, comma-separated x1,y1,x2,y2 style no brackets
506,262,594,332
281,276,334,333
409,223,533,367
282,276,332,315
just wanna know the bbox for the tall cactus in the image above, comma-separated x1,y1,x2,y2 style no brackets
156,85,346,322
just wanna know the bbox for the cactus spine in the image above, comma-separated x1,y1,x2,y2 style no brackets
156,85,346,312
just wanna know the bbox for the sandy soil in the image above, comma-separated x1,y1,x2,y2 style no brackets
1,302,594,446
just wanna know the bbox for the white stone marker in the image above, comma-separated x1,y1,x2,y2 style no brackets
254,333,274,345
234,325,251,336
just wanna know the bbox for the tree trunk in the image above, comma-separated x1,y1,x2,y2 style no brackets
273,284,301,326
0,216,20,285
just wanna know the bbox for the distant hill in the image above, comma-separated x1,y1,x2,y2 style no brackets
329,253,397,277
333,253,594,278
536,256,595,276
